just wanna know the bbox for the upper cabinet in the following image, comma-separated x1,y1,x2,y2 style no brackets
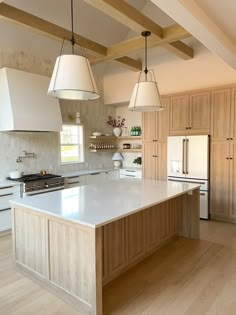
142,97,169,142
169,91,211,135
211,88,231,141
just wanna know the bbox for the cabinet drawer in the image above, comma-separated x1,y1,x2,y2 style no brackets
0,209,11,231
64,175,86,187
0,185,20,196
120,169,142,179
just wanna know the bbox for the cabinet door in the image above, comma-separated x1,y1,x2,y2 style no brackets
169,95,189,134
157,142,167,180
142,112,158,141
210,141,230,218
230,88,236,141
189,92,211,133
86,173,104,185
230,143,236,218
143,143,158,180
211,89,231,141
158,97,169,141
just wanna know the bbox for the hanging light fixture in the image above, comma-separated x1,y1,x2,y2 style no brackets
128,31,164,112
48,0,100,100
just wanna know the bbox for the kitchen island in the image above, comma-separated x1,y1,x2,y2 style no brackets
10,179,200,315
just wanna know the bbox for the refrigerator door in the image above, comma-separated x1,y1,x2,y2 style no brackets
185,135,209,179
167,136,186,178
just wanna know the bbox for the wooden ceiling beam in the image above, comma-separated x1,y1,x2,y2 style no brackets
91,25,192,64
0,3,141,71
83,0,193,60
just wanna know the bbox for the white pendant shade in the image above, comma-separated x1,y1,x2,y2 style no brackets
48,54,100,100
128,81,164,112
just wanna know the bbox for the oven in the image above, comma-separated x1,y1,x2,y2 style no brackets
7,174,65,197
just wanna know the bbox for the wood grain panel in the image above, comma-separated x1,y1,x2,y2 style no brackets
210,141,230,218
14,207,48,279
211,89,231,141
231,88,236,140
190,92,211,132
127,211,145,264
103,218,127,280
158,97,170,141
49,220,96,308
230,143,236,218
143,142,158,180
142,112,158,142
169,95,189,133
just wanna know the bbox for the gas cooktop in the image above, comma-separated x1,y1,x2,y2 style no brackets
7,173,62,182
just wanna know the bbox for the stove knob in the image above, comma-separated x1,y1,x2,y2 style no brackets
44,184,49,188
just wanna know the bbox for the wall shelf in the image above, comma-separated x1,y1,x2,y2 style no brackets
90,149,116,153
89,136,116,139
119,149,142,153
117,136,142,140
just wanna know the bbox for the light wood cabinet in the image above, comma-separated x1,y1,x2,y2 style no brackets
143,142,167,180
210,141,230,219
211,88,231,141
142,97,169,142
169,92,211,135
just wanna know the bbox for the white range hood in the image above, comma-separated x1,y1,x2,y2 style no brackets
0,67,62,132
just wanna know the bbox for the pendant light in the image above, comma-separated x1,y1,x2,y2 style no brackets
128,31,164,112
48,0,100,100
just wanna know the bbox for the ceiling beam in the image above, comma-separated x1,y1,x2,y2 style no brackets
91,24,192,64
83,0,193,60
0,3,141,71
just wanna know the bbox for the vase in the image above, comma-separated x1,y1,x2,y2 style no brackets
113,127,121,137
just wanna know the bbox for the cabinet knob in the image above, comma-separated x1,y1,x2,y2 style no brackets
230,157,233,160
231,138,233,140
189,127,192,129
186,127,188,129
227,138,230,140
226,157,229,159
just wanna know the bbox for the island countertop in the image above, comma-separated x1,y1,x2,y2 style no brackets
10,179,200,228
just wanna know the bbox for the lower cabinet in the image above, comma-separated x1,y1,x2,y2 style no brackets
64,175,86,188
0,184,21,232
64,170,119,189
102,198,181,285
143,141,167,180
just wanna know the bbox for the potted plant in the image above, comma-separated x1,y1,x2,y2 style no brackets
107,115,125,137
133,156,142,168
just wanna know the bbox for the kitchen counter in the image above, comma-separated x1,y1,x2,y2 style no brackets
59,167,117,178
11,179,200,315
0,180,21,187
10,179,199,228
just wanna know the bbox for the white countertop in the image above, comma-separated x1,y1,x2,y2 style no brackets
59,168,117,177
10,179,200,228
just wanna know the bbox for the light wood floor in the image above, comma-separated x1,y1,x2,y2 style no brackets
1,220,236,314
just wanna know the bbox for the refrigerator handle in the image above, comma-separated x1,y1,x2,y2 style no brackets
186,139,189,174
182,139,185,174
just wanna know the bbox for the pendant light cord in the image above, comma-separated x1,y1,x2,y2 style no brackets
71,0,75,54
144,34,148,81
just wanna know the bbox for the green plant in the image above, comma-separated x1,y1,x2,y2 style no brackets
133,157,142,165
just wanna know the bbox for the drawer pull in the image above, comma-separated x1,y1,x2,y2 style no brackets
0,207,11,212
67,175,79,179
0,186,14,190
90,173,100,175
68,181,80,185
0,193,13,198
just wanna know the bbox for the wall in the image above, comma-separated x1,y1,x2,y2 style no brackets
0,47,115,180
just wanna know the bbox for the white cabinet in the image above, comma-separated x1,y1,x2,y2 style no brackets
86,172,106,185
0,184,21,232
64,175,86,188
106,170,119,181
120,168,142,179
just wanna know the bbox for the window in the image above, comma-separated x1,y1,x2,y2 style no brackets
60,124,84,164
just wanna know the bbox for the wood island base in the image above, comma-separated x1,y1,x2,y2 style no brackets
12,188,199,315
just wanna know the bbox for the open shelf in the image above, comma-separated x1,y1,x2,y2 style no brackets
89,136,116,139
119,149,142,152
90,149,116,152
117,136,142,140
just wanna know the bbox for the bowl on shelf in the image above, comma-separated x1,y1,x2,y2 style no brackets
92,132,102,136
105,133,111,136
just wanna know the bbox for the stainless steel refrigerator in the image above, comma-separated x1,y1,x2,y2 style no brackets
167,135,210,219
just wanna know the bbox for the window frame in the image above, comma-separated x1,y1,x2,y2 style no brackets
59,123,85,165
